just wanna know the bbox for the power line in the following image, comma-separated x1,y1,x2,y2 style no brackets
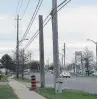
43,11,51,23
57,0,71,12
24,17,52,50
24,30,39,49
24,14,51,49
24,9,54,49
57,0,67,8
24,0,71,50
16,0,21,15
21,0,31,19
43,17,51,27
50,0,70,16
20,0,43,45
20,0,42,41
18,0,24,14
43,0,68,23
41,0,69,25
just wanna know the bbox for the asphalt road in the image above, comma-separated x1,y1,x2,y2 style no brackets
24,72,97,94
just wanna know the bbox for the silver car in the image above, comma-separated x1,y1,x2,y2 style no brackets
60,72,71,78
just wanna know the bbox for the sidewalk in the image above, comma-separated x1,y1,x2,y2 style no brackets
8,77,46,99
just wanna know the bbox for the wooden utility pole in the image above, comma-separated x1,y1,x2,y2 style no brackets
16,15,19,79
51,0,60,88
39,15,45,88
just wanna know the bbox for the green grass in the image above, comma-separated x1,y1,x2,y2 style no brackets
38,88,97,99
89,75,97,77
0,75,9,82
0,85,18,99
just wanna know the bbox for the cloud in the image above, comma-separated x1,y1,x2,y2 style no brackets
58,5,97,42
0,4,96,63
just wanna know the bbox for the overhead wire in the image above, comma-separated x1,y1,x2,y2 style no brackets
24,0,71,50
21,0,31,19
24,11,52,49
24,17,51,50
18,0,24,14
15,0,21,34
23,8,54,49
20,0,43,45
24,30,39,49
16,0,21,15
43,11,51,23
57,0,71,12
57,0,67,8
20,0,41,42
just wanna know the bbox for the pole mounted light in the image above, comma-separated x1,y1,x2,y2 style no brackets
16,39,29,48
87,39,97,44
19,39,29,43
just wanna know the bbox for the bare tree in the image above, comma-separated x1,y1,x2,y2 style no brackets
12,49,30,79
82,47,94,76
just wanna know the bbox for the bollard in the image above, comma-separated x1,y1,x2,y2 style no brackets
55,78,63,93
31,75,36,91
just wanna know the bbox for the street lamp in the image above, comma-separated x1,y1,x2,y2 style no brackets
19,39,29,44
87,39,97,44
16,39,29,48
87,39,97,69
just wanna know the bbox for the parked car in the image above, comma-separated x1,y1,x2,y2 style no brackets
60,72,71,78
24,70,29,75
92,72,97,75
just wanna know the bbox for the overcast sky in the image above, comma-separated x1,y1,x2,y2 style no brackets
0,0,97,64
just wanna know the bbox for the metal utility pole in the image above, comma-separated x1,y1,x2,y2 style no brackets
16,15,19,79
64,43,66,68
22,49,24,80
39,15,45,88
51,0,60,88
61,55,63,68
